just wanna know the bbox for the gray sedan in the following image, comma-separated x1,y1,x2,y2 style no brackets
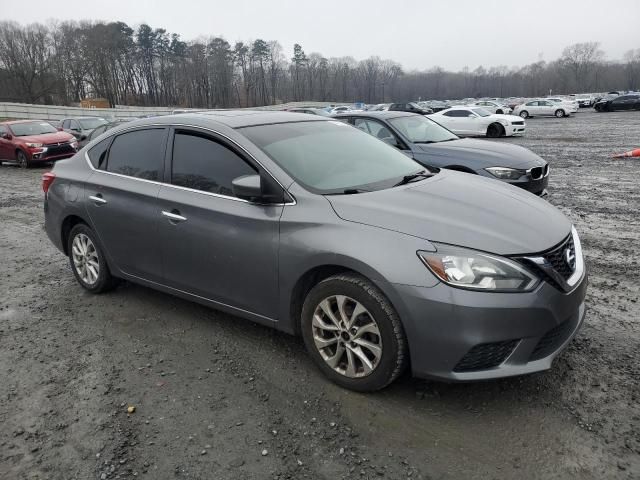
43,111,587,391
334,111,549,196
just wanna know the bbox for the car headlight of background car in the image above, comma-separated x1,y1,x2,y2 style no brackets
418,245,539,292
485,166,525,180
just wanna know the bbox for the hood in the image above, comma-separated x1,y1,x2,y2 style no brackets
16,131,75,144
414,138,546,169
326,170,570,255
490,114,522,121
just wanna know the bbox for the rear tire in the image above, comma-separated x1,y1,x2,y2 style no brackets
67,223,118,293
301,274,408,392
519,110,529,119
555,109,565,118
17,150,29,169
486,123,504,138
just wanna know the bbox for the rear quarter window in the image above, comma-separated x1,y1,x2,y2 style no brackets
87,138,111,169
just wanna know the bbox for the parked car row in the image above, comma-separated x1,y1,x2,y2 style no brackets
0,117,133,167
43,110,586,391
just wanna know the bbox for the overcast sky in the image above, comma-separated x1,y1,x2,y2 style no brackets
3,0,639,70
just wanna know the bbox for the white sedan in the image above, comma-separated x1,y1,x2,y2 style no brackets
473,100,512,115
429,106,526,138
513,100,573,118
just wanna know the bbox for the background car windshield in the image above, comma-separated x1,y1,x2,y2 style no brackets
472,108,491,117
79,118,108,129
389,115,458,143
241,121,421,193
10,122,58,136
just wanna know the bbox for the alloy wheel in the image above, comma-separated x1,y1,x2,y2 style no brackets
17,151,28,168
71,233,100,285
312,295,382,378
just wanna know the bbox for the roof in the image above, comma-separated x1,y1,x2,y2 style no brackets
61,116,108,120
128,110,328,129
332,111,417,120
1,119,56,125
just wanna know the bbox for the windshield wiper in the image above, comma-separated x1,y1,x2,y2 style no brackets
393,170,433,187
413,140,436,144
325,188,370,195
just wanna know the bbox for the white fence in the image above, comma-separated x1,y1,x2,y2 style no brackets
0,101,344,121
0,102,173,121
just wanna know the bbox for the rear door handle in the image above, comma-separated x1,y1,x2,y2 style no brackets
89,194,107,205
162,210,187,222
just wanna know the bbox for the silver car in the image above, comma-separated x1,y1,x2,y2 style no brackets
44,111,587,391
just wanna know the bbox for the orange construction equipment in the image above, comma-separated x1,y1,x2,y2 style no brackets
612,148,640,158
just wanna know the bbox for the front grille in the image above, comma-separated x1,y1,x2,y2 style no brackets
545,235,575,279
453,339,519,372
530,320,574,361
44,142,75,157
517,234,575,290
512,121,525,125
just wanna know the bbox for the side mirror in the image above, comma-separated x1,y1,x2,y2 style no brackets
232,174,263,201
71,127,80,132
381,137,400,148
468,114,476,118
0,133,11,140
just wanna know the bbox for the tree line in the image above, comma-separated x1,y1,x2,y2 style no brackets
0,20,638,108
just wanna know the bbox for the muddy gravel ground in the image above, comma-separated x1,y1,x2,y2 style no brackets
1,110,639,480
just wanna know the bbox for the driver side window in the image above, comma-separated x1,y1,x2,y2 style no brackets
354,119,398,148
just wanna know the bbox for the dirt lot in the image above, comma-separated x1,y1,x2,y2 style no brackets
1,110,639,480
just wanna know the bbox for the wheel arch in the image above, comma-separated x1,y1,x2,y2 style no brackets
287,259,405,337
61,214,89,256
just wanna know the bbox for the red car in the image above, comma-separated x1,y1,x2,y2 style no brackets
0,120,79,168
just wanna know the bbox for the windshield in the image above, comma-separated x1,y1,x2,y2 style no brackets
10,122,58,136
389,115,458,143
471,108,491,117
78,118,108,129
241,121,422,194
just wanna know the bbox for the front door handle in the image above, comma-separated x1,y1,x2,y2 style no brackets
162,210,187,222
89,194,107,205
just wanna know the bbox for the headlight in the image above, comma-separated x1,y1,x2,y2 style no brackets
25,142,43,148
418,245,539,292
71,141,79,149
485,166,524,180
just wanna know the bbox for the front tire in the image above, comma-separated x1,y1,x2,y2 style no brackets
486,123,505,138
67,224,118,293
496,109,504,114
301,274,407,391
555,109,565,118
17,150,30,169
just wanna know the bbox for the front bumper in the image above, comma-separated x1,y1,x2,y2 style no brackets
509,173,549,196
392,270,587,381
504,124,526,136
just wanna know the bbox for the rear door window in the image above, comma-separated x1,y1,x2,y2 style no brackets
106,128,166,180
171,131,257,197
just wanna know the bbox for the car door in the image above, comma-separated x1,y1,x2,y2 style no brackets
0,125,13,160
455,109,478,135
524,101,539,116
157,127,283,319
538,101,554,115
84,127,168,283
436,111,461,133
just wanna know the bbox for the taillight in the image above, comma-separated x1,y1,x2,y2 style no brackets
42,172,56,193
